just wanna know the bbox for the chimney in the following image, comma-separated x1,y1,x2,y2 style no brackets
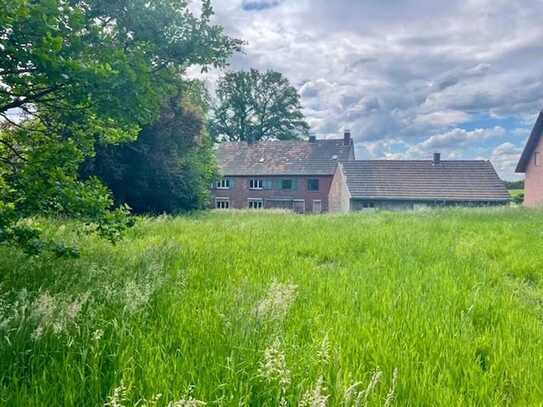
247,134,255,145
308,135,317,143
343,129,351,145
433,152,441,165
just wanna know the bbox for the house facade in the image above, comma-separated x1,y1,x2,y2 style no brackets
516,111,543,207
211,132,510,213
210,132,355,213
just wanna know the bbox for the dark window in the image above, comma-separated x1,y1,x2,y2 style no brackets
307,179,319,192
362,202,375,209
248,199,263,209
281,179,293,190
536,152,541,167
215,199,229,209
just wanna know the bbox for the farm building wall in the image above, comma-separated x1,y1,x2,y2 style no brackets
211,175,334,213
328,165,351,213
350,199,508,211
524,135,543,207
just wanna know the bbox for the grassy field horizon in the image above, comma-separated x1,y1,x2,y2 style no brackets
1,208,543,406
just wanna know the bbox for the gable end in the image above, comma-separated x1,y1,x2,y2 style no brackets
516,111,543,173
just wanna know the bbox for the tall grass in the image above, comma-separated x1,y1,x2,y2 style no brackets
1,208,543,405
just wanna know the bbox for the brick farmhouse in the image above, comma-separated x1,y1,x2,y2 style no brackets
516,111,543,207
210,131,509,212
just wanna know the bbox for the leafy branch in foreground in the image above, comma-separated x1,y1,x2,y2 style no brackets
0,0,241,255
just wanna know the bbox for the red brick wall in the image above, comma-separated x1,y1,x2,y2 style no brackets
525,135,543,207
211,175,333,212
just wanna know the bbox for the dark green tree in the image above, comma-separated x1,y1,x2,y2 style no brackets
210,69,309,142
0,0,240,254
84,84,216,214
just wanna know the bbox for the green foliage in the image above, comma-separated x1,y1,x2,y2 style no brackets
511,190,525,205
504,180,524,190
210,69,310,142
2,209,543,405
84,84,217,214
0,0,240,254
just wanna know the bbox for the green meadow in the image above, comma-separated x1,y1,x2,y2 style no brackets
1,209,543,406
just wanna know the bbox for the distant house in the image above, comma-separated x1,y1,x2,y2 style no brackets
211,133,509,213
339,154,510,211
210,132,354,213
516,111,543,207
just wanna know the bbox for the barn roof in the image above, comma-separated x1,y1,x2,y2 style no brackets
342,160,510,202
215,138,353,176
516,111,543,173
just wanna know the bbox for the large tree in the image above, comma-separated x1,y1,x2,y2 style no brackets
210,69,309,142
84,83,216,214
0,0,240,254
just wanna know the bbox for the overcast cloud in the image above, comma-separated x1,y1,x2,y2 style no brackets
203,0,543,180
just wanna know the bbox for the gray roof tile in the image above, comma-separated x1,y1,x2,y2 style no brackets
343,160,510,201
216,139,353,176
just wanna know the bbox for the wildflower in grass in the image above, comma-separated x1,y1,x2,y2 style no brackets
258,337,291,390
167,398,206,407
362,369,382,405
343,382,363,406
316,334,330,365
299,376,328,407
256,282,298,321
384,368,398,407
93,329,105,342
30,291,88,338
168,386,206,407
104,380,128,407
342,369,383,407
123,280,153,315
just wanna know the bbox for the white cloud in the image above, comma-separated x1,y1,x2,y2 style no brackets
491,143,525,180
205,0,543,176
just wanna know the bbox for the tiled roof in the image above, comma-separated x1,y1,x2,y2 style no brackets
215,139,353,176
516,111,543,173
342,160,510,202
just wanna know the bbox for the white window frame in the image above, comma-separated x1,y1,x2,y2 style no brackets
215,198,230,209
248,198,264,209
216,178,231,190
249,179,264,190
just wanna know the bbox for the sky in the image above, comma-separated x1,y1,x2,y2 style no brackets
199,0,543,180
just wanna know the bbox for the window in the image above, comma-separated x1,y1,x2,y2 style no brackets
280,179,294,190
536,152,541,167
307,179,320,192
249,179,263,190
248,198,264,209
215,198,230,209
215,178,231,189
362,202,375,209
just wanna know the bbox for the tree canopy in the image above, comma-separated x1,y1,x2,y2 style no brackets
84,83,216,214
210,69,309,142
0,0,240,254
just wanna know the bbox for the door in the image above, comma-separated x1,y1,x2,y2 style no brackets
293,200,305,214
312,200,322,213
